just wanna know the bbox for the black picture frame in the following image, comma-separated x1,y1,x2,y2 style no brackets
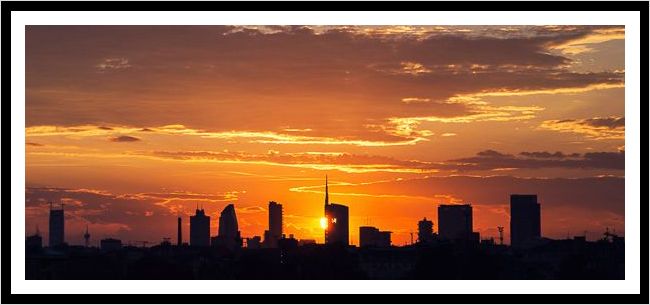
2,1,647,303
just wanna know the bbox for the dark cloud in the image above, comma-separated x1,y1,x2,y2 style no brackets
582,116,625,128
448,150,624,171
25,26,624,141
109,135,140,142
26,142,44,146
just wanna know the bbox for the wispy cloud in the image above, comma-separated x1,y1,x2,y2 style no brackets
539,116,624,140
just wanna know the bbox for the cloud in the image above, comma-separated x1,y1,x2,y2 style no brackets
26,142,44,146
109,135,141,142
95,57,131,72
143,150,441,174
27,124,428,147
447,150,624,171
26,26,623,140
539,116,624,139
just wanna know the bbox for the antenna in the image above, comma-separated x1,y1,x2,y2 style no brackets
410,232,414,245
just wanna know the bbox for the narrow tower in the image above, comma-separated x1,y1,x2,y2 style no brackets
325,175,329,207
177,216,182,246
83,225,90,247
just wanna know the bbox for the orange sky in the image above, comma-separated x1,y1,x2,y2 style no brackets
25,25,625,246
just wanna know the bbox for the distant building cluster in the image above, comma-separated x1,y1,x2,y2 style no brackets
26,178,599,252
25,178,624,280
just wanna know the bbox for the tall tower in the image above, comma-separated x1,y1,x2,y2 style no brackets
177,216,182,246
325,175,329,207
323,176,349,246
83,225,90,247
49,202,65,247
190,207,210,246
264,201,283,248
510,194,541,247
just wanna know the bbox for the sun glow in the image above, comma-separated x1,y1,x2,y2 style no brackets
320,217,328,229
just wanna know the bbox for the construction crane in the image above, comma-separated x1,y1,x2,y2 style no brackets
497,226,504,245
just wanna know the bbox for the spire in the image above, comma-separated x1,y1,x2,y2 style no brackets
325,175,329,206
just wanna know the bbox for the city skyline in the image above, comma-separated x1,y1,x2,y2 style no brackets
25,25,625,247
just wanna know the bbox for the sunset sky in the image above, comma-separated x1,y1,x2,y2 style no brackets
25,25,625,246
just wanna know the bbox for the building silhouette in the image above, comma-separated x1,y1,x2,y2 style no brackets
438,204,479,243
214,204,242,249
359,226,391,248
190,207,210,247
49,202,65,247
510,194,541,247
247,236,261,249
26,226,42,251
83,225,90,247
100,238,122,252
177,216,182,246
417,217,434,244
263,201,283,248
324,176,349,246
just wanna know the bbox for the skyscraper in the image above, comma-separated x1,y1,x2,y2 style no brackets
438,204,478,242
418,217,434,244
215,204,242,249
48,202,64,247
324,176,349,246
510,194,541,247
263,201,283,248
177,216,182,246
190,207,210,246
359,226,391,248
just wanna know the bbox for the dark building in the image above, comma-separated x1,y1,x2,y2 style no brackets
177,216,182,246
247,236,261,249
190,208,210,247
438,204,477,242
263,201,283,248
48,203,65,247
100,238,122,252
417,217,434,244
26,229,43,251
324,176,349,246
510,194,541,247
215,204,242,249
83,225,91,247
359,226,391,248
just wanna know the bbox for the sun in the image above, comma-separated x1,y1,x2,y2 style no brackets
320,217,328,229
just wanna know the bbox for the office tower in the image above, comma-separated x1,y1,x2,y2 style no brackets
359,226,392,247
418,217,434,243
216,204,242,249
177,216,182,246
100,238,122,252
190,207,210,246
324,176,349,246
510,194,541,247
49,203,65,247
263,201,283,248
83,225,90,247
438,204,477,242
